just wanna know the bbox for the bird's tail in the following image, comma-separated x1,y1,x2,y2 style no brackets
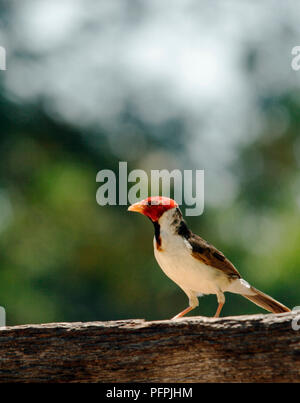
243,286,291,313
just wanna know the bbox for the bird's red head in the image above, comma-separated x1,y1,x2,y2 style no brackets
128,196,178,222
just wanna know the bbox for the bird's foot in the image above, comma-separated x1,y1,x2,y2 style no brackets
171,306,194,320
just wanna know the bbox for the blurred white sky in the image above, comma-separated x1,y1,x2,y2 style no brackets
3,0,300,206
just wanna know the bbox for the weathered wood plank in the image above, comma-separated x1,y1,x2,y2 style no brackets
0,312,299,382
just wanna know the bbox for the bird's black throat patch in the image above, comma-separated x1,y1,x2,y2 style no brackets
152,221,162,250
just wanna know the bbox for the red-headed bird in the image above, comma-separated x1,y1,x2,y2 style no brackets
128,196,290,319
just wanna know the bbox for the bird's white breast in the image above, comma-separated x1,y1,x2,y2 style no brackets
153,217,229,296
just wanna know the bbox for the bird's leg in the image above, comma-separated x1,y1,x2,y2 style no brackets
214,302,224,318
171,306,194,320
214,292,225,318
171,293,198,320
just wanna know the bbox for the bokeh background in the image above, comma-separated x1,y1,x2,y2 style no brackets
0,0,299,325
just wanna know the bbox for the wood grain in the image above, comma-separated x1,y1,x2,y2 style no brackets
0,312,299,382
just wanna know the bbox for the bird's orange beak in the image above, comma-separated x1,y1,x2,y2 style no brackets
128,202,146,214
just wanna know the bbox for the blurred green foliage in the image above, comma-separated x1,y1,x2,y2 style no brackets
0,1,299,325
0,91,299,325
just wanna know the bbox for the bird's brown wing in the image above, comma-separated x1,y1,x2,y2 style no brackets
188,233,241,278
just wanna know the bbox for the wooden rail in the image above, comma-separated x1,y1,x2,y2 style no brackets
0,312,299,382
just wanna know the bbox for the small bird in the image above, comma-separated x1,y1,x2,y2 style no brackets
128,196,290,319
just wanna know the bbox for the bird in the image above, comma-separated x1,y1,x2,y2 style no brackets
128,196,291,319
